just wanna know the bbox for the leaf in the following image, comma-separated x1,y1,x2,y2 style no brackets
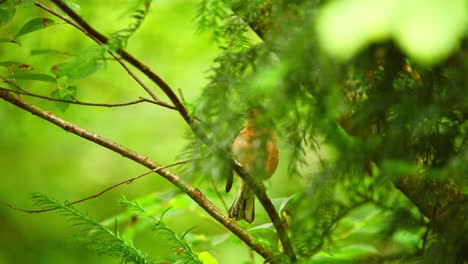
51,86,77,112
198,251,218,264
31,49,74,56
0,61,23,67
13,73,57,83
0,1,16,28
15,18,59,38
50,46,105,80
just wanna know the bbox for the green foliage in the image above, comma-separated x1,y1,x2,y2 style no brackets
120,197,203,264
31,193,153,264
29,193,204,264
0,0,467,263
193,0,467,262
51,85,77,111
107,0,152,50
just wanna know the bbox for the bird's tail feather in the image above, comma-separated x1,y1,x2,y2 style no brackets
228,180,255,223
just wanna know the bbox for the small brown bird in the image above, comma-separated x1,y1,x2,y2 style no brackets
227,107,279,223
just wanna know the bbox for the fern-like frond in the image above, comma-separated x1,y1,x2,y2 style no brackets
108,0,152,50
120,197,203,264
31,193,153,264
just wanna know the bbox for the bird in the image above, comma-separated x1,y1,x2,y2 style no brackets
227,107,279,223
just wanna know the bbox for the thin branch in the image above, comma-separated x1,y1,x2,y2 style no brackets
0,86,174,108
46,0,193,125
210,176,228,212
0,89,273,260
0,71,175,109
1,159,195,213
35,2,161,103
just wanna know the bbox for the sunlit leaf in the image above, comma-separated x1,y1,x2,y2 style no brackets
393,0,468,65
316,0,394,60
198,251,218,264
15,18,59,37
316,0,468,65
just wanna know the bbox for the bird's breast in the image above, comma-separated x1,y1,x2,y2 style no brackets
232,127,279,179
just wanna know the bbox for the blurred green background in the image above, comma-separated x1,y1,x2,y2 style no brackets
0,1,303,263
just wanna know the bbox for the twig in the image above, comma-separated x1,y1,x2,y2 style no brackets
0,89,273,260
234,161,297,262
210,176,228,212
35,2,161,103
0,86,174,109
1,159,195,213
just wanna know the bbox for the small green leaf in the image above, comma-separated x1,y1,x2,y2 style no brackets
51,86,78,112
51,45,105,80
13,73,57,83
31,49,74,56
0,61,23,67
15,18,58,38
0,1,16,27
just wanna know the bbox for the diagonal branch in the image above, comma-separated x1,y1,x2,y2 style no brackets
0,89,274,260
43,1,296,260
